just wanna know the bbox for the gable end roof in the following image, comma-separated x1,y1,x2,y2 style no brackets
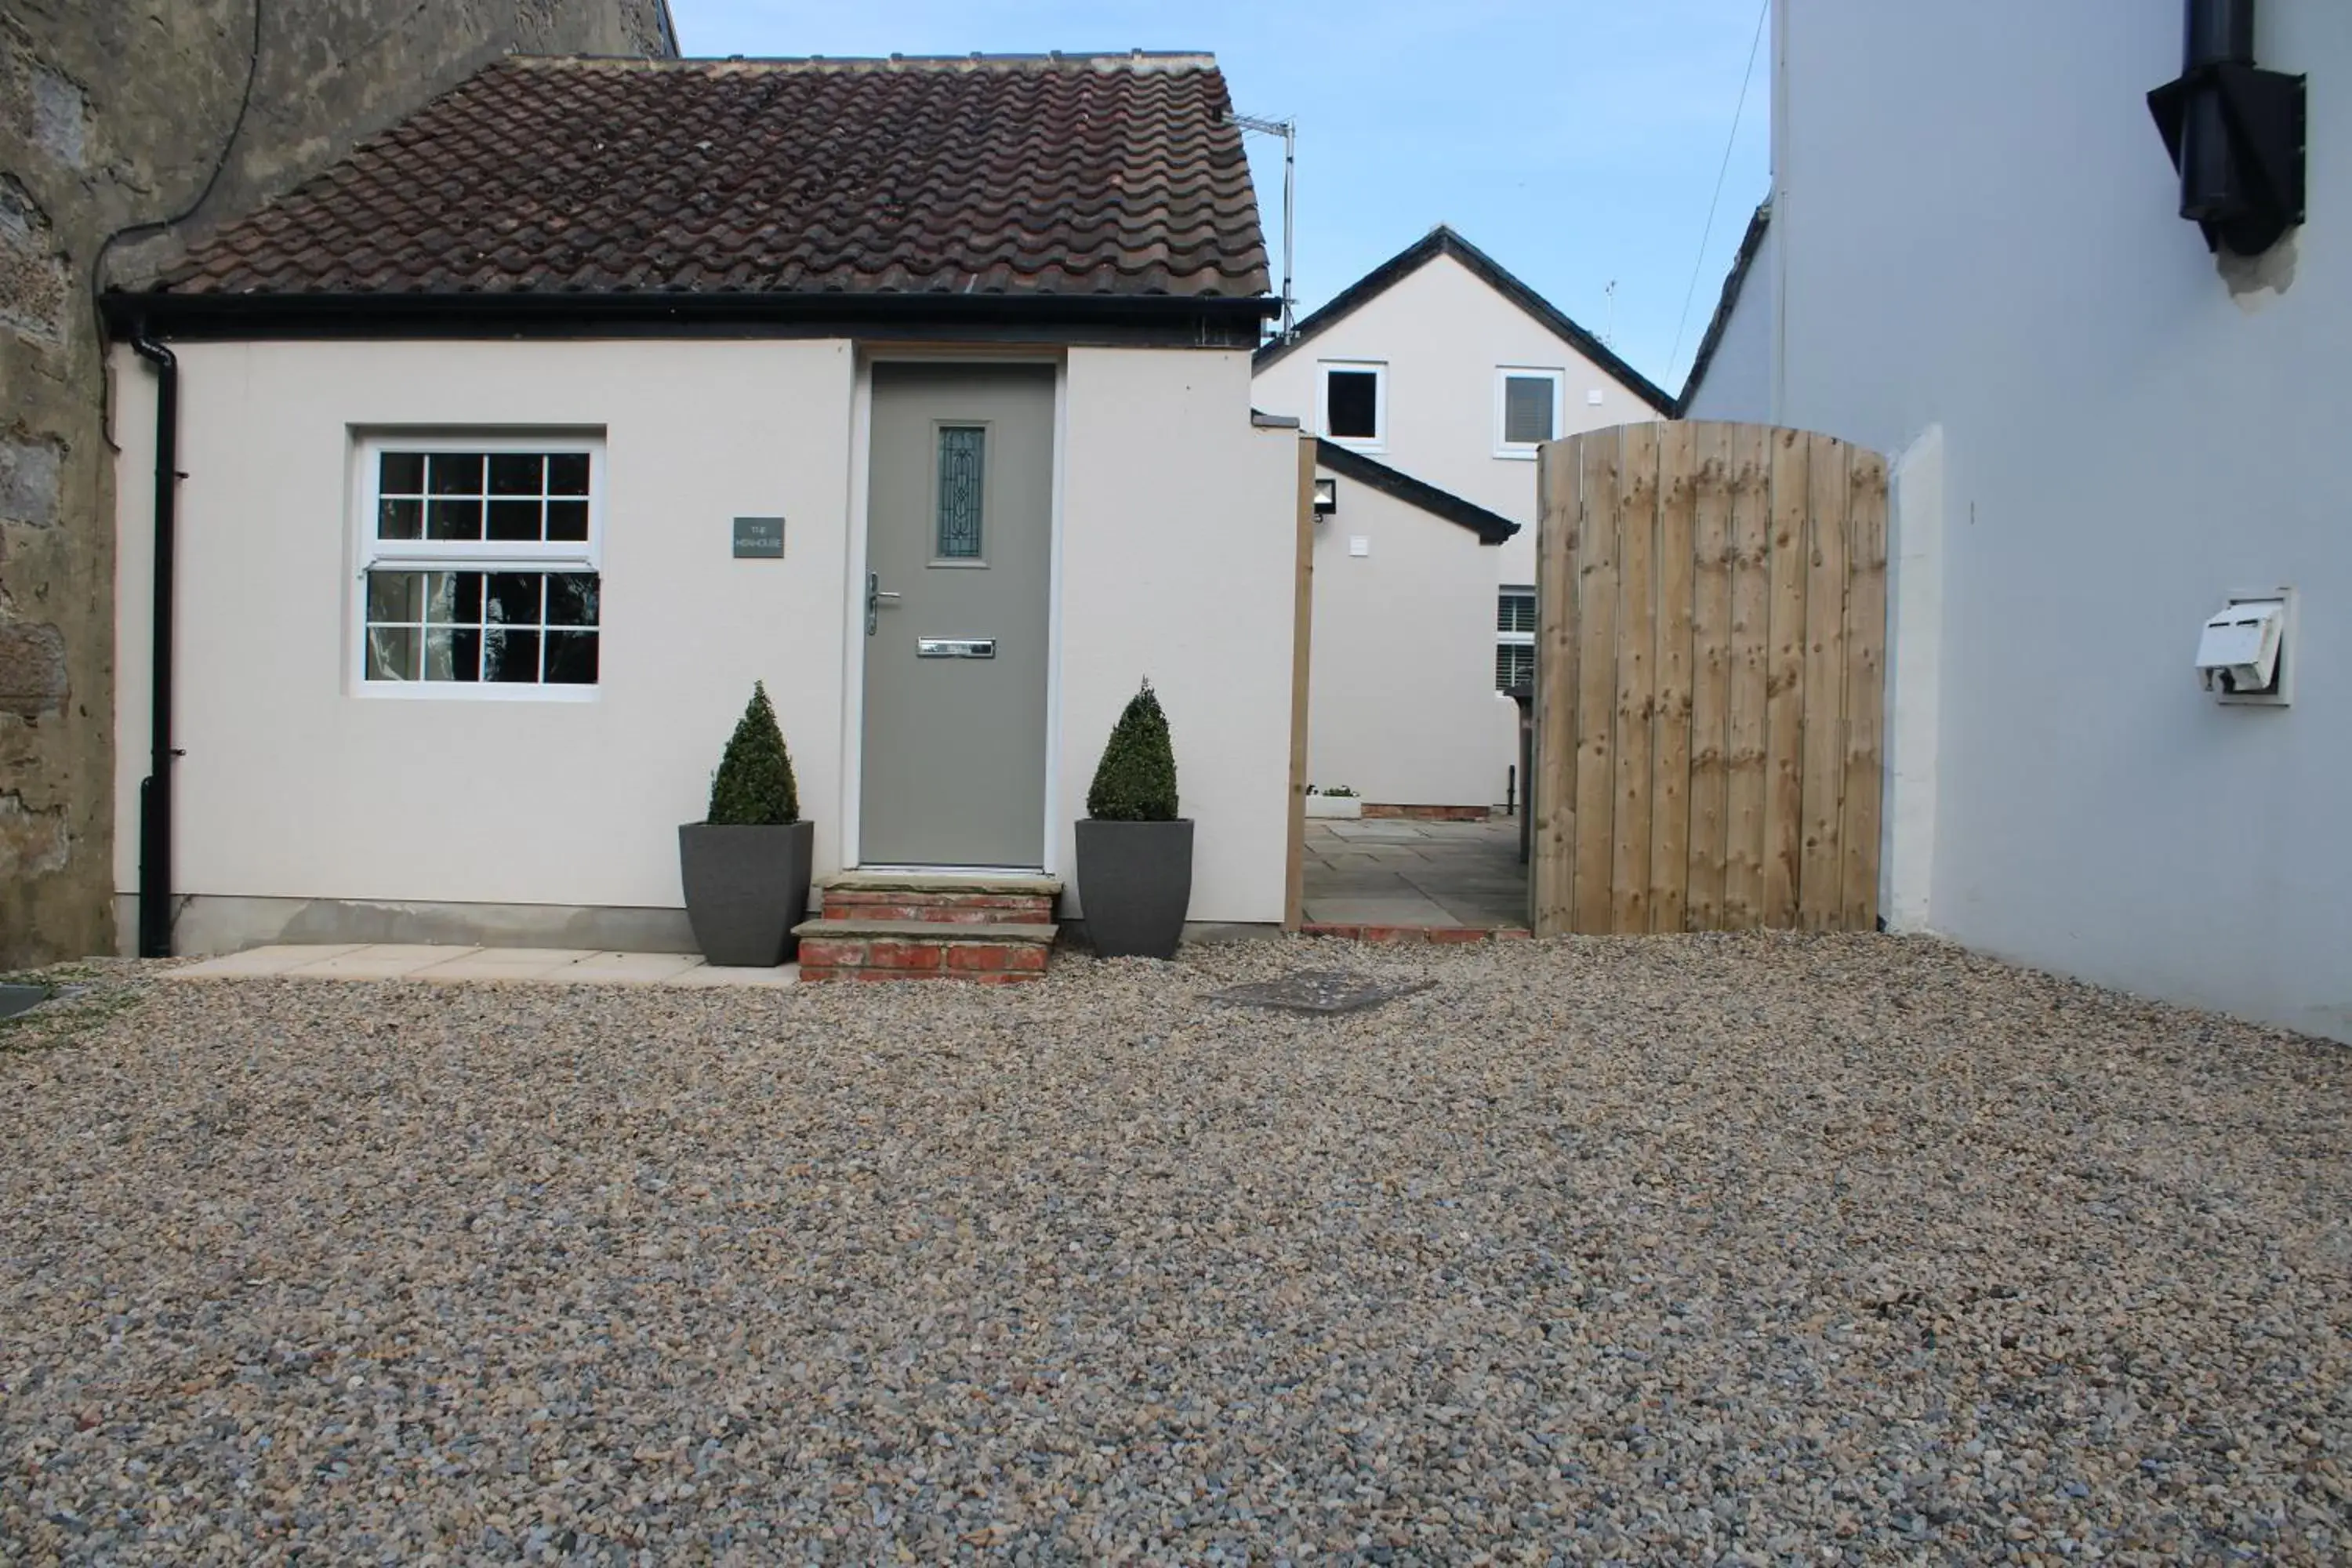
1255,226,1675,416
1674,199,1770,416
136,53,1272,309
1313,438,1519,546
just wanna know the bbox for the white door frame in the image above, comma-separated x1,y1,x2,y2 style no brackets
838,347,1069,873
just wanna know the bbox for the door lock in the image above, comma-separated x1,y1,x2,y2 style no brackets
866,572,901,635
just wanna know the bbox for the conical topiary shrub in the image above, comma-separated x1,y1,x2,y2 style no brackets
706,681,799,826
1085,680,1178,822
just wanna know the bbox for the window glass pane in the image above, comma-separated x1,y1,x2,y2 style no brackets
936,426,985,560
486,627,541,684
427,452,485,495
543,630,599,685
544,499,589,543
367,570,422,622
1503,376,1555,445
424,626,482,682
377,498,422,540
486,499,542,542
488,453,544,496
365,626,419,682
426,498,482,541
546,453,590,496
379,452,425,495
1496,643,1536,692
1326,369,1379,439
546,573,600,627
486,573,543,626
1497,590,1537,634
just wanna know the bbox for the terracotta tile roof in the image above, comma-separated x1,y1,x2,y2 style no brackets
153,53,1271,302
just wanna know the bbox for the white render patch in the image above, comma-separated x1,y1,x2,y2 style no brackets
168,945,798,987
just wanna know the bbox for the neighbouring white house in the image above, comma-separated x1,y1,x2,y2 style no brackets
1680,0,2347,1041
103,53,1299,956
1250,227,1673,812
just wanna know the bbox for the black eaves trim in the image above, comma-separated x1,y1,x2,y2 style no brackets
1674,199,1770,417
1315,440,1518,546
1254,226,1675,416
100,289,1277,345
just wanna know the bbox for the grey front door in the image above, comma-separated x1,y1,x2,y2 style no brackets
859,363,1054,867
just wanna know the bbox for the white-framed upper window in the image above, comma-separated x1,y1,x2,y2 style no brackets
1496,586,1536,693
354,433,604,699
1495,367,1566,458
1318,360,1387,452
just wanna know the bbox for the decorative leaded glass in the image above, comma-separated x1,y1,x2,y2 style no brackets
936,426,985,559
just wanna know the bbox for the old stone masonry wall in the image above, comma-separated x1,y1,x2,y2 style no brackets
0,0,674,964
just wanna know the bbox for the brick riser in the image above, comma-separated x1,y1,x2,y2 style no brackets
821,891,1054,924
800,935,1048,984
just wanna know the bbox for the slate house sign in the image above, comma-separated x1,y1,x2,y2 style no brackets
732,516,786,558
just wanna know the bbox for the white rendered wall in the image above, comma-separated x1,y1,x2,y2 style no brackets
1770,1,2352,1039
1058,347,1296,924
1250,249,1662,804
1679,219,1777,423
114,337,1294,938
1305,471,1501,808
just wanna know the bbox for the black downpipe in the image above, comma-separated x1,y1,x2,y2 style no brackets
131,330,178,958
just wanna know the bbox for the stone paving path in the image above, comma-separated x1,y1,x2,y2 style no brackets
1301,818,1528,929
166,944,797,987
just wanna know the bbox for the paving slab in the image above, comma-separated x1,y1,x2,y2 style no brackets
168,943,370,979
281,945,480,979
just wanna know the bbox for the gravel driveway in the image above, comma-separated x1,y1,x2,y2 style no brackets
3,936,2348,1563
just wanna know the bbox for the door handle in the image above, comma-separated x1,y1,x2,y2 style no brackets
866,572,902,636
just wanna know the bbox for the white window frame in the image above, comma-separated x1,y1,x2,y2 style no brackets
1494,367,1566,459
1317,360,1388,453
1496,585,1537,694
350,430,606,702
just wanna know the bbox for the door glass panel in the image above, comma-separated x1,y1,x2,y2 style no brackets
935,426,985,560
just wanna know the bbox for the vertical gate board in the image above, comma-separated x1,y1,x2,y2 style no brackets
1722,425,1772,927
1839,448,1889,929
1532,442,1580,934
1571,431,1621,933
1650,422,1698,932
1610,424,1660,935
1761,430,1809,928
1686,423,1735,931
1798,439,1852,927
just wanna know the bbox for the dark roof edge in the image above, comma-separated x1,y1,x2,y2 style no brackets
1254,225,1675,416
1674,199,1771,417
1314,439,1518,545
102,289,1276,343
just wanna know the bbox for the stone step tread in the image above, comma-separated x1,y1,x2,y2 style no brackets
819,870,1063,898
791,917,1058,944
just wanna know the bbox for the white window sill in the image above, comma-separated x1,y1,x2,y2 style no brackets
355,682,601,703
1493,446,1542,462
1324,434,1387,456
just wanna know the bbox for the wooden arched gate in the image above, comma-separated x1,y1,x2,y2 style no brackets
1530,423,1888,935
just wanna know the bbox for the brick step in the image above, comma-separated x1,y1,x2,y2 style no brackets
791,917,1057,984
816,870,1062,926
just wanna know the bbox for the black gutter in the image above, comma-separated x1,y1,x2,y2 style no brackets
1674,200,1771,417
100,289,1277,346
129,330,179,957
1313,439,1519,545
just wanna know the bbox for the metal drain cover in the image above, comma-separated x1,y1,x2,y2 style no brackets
1209,970,1435,1015
0,983,53,1021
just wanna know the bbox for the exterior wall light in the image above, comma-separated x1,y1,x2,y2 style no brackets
1312,477,1338,517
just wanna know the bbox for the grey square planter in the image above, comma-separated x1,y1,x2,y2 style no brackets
678,819,815,967
1074,818,1194,960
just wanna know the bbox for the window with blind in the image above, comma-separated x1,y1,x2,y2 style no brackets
356,437,603,696
1496,368,1565,456
1496,586,1536,692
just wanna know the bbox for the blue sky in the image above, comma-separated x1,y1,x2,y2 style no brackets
672,1,1771,394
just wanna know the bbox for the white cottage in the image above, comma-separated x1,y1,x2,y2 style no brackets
103,53,1300,963
1250,228,1672,813
1680,0,2346,1040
